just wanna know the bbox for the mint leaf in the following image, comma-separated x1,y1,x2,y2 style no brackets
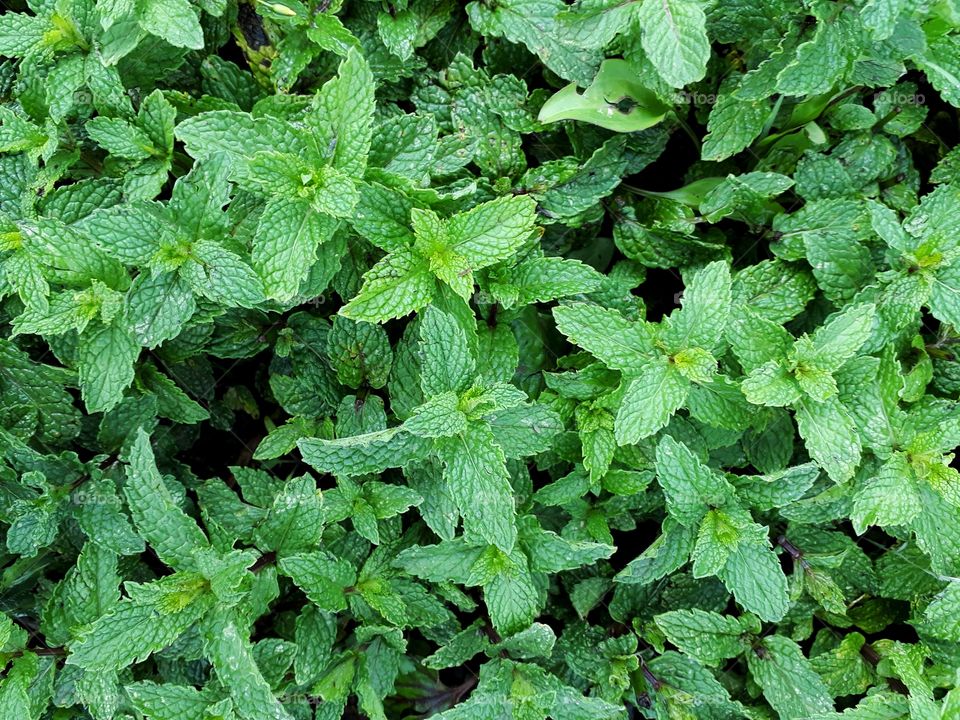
125,431,209,570
437,422,517,553
67,574,213,671
795,395,862,484
466,0,601,85
78,324,140,414
748,636,834,719
202,610,292,720
2,10,959,719
253,198,337,301
637,0,710,87
447,195,539,269
654,609,753,666
655,436,735,527
616,360,688,444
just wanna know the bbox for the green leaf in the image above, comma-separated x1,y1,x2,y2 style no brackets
74,479,145,556
655,609,752,666
126,682,218,720
351,183,417,252
930,262,960,329
185,241,265,309
22,218,127,291
298,427,431,477
139,364,208,424
253,475,324,556
486,401,563,458
850,453,921,534
528,137,629,219
522,520,614,572
253,198,337,301
124,430,209,570
637,0,710,87
437,422,517,553
175,112,305,172
293,606,337,686
340,249,434,323
776,12,857,97
717,527,789,622
805,303,876,372
419,306,475,396
654,436,735,527
774,199,873,303
913,482,960,576
661,260,732,352
78,324,141,414
279,551,356,612
311,47,375,178
74,204,167,265
466,0,602,85
809,632,873,697
687,375,753,430
912,34,960,108
921,581,960,641
85,117,156,160
0,13,45,56
553,303,653,373
702,94,771,161
125,271,197,349
616,360,688,444
615,519,696,585
447,195,539,271
328,316,393,390
67,573,213,671
405,392,468,438
747,636,834,719
741,360,802,407
395,539,485,584
538,59,670,132
483,551,540,635
0,656,31,717
496,256,604,308
139,0,204,49
202,610,292,720
795,395,862,483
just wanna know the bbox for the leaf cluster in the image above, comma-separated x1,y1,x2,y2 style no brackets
0,1,959,719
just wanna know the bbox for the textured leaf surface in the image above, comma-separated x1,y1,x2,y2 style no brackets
299,428,431,477
616,361,688,444
77,324,140,413
748,636,834,719
637,0,710,87
2,6,959,719
438,422,517,553
124,431,209,570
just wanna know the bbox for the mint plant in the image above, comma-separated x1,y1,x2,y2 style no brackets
1,1,960,718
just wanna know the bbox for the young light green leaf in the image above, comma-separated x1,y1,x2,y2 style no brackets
537,59,670,132
616,361,688,444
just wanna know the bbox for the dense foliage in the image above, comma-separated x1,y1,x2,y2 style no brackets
1,0,960,717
